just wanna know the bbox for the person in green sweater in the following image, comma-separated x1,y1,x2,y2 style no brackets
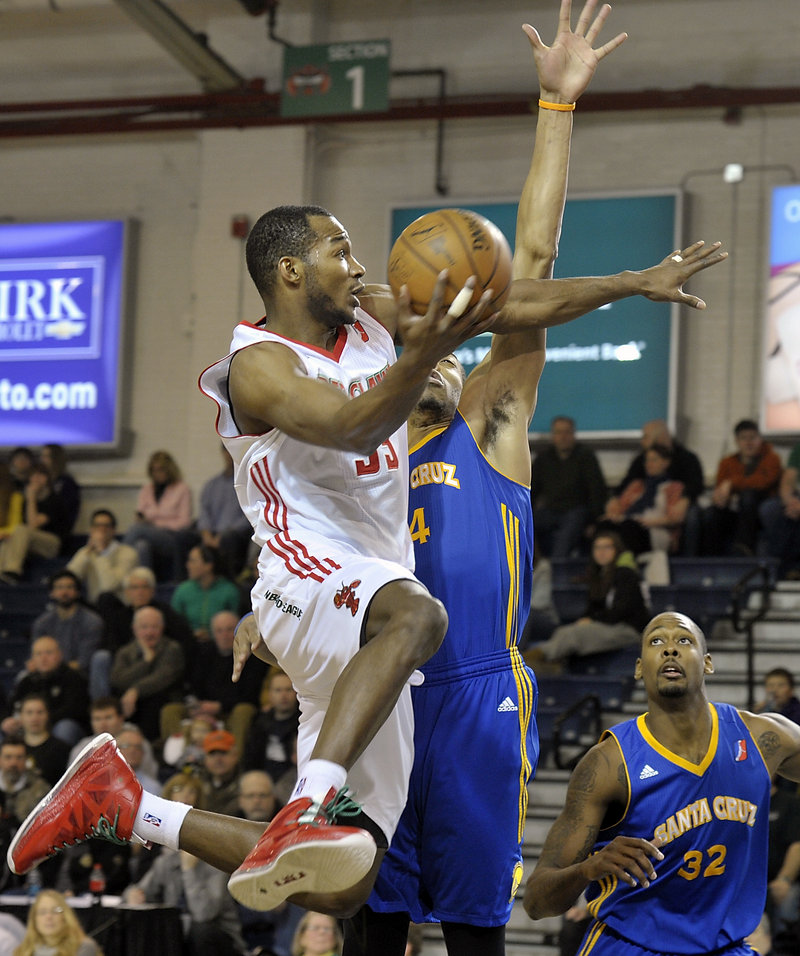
171,544,242,642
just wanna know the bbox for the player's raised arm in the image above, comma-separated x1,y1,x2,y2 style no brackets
524,737,662,919
497,240,728,333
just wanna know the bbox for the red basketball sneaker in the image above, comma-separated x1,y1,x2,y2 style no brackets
227,787,377,910
8,733,143,875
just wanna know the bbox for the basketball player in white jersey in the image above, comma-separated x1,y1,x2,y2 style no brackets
8,0,726,922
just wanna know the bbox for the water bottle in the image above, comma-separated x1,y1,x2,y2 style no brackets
26,867,42,899
88,862,106,900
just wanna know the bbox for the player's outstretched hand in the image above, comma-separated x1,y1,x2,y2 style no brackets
583,834,664,889
523,0,627,105
640,241,729,310
395,271,497,367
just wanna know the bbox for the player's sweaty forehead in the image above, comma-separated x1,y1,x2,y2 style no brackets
643,612,706,650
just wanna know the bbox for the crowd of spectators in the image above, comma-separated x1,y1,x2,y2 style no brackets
4,421,800,954
0,445,301,955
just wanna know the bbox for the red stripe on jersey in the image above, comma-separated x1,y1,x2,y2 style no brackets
251,458,287,533
267,537,324,582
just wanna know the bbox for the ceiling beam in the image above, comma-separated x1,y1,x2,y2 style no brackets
0,83,798,139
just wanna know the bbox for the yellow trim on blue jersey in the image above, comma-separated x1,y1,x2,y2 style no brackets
408,424,449,455
417,410,532,488
597,731,631,830
510,646,534,842
501,502,521,646
635,703,718,776
577,919,607,955
587,872,617,919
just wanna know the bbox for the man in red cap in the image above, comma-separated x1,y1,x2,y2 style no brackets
201,728,242,817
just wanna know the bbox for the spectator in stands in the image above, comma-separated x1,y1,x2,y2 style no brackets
616,419,705,505
3,637,88,746
66,509,138,605
235,769,302,956
755,667,800,725
96,566,194,656
701,418,781,556
291,912,343,956
7,447,34,493
765,774,800,953
16,888,103,956
123,771,247,956
531,416,607,558
30,571,104,693
122,449,195,582
0,737,49,839
599,444,689,557
0,462,24,553
0,463,69,585
110,605,185,743
161,713,218,773
523,530,650,674
68,695,159,781
243,668,300,783
170,545,242,642
519,539,560,650
168,609,266,751
16,693,69,786
197,444,253,580
199,728,241,816
39,443,82,541
116,726,160,793
759,438,800,578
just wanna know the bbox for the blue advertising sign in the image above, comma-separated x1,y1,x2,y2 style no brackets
0,220,128,449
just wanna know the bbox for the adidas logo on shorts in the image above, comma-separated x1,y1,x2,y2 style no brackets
497,697,519,713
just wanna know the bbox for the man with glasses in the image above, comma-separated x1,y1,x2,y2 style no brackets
66,509,138,605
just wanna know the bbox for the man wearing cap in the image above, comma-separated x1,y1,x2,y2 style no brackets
201,728,241,816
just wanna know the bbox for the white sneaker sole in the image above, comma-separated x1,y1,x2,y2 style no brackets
227,830,376,911
7,733,115,874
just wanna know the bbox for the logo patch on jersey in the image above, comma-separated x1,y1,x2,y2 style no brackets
333,580,361,616
735,738,748,761
639,764,659,780
497,697,518,712
264,590,304,620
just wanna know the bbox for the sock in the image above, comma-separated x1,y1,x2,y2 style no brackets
290,759,347,802
132,792,192,850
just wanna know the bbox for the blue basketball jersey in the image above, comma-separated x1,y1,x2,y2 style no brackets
368,410,538,925
408,410,534,667
583,702,770,954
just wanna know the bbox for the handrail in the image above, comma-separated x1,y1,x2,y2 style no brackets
729,562,774,710
552,694,601,771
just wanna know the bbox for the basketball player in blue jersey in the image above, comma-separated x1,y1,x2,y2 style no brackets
524,611,800,956
345,2,725,955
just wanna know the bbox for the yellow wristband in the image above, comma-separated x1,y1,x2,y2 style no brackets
538,99,576,112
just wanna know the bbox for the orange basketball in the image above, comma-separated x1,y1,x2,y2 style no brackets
387,208,513,316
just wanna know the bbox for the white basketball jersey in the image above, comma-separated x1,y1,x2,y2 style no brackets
199,310,414,574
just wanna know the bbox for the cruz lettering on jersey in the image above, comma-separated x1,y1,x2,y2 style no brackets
333,580,361,616
653,795,758,845
410,461,460,489
317,364,389,397
263,590,304,619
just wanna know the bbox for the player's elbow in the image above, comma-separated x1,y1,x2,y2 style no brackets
523,878,560,920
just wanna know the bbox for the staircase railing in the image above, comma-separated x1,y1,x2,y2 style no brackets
729,563,774,710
